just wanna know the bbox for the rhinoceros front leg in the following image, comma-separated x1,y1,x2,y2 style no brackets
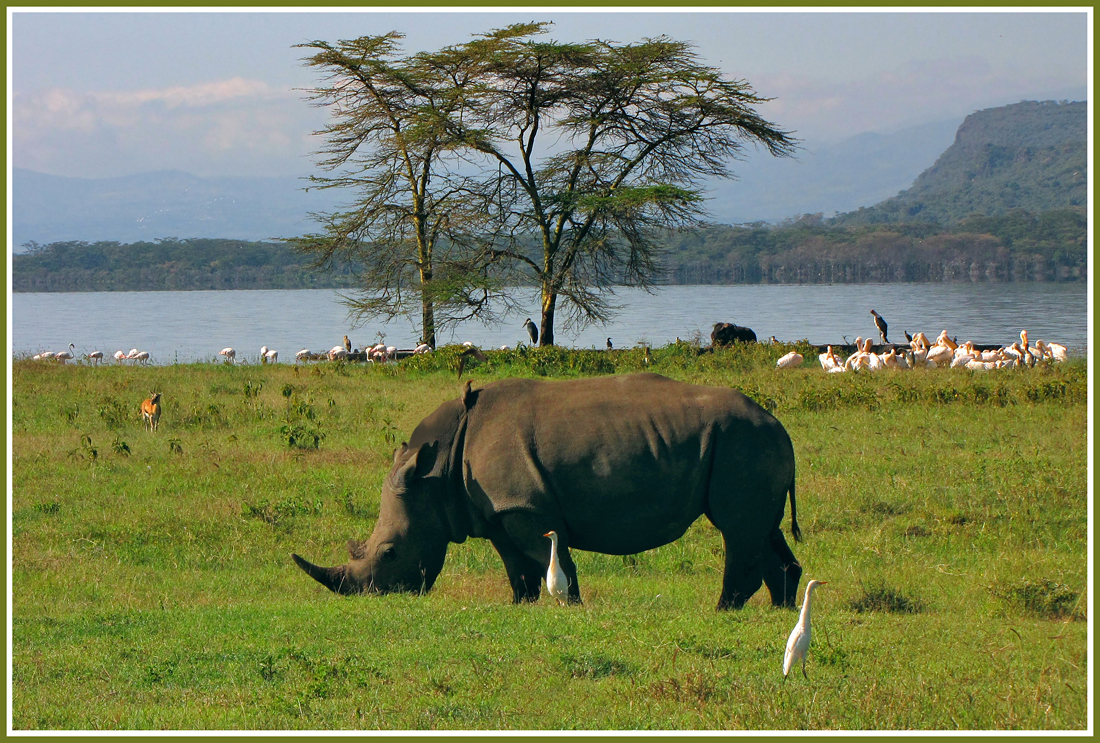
488,534,544,603
498,513,583,605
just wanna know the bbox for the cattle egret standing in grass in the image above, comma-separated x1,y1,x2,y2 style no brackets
543,531,569,605
784,579,827,681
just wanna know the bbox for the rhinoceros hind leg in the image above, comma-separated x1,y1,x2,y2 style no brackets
715,534,764,611
761,527,802,608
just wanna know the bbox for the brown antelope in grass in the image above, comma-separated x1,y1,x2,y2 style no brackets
141,393,162,432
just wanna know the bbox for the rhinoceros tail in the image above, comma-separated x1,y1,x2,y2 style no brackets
292,553,356,595
788,480,802,543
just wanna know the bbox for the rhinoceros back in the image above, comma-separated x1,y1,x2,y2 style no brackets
459,373,793,555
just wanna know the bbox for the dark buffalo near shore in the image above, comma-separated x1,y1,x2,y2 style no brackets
712,322,758,346
293,373,803,610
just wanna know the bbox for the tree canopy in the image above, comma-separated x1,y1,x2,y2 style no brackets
291,23,797,346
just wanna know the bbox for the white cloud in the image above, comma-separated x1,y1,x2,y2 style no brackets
753,55,1085,143
13,77,322,177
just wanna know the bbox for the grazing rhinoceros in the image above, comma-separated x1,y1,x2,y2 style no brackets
293,373,803,609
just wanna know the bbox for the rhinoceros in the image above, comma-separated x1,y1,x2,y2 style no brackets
293,373,803,609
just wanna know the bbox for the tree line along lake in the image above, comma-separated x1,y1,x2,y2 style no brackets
10,283,1087,366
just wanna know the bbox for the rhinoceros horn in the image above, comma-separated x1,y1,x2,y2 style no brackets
292,553,358,594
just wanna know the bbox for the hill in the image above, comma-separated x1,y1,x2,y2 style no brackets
832,100,1086,226
11,238,357,292
11,120,961,251
11,170,346,250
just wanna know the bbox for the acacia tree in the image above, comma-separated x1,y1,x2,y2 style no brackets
439,24,798,345
291,33,502,349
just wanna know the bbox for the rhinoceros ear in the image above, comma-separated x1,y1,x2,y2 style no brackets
392,442,409,466
391,440,438,492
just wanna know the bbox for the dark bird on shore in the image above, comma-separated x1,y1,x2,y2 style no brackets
870,310,890,344
606,338,613,350
343,335,352,353
457,346,488,378
904,330,913,343
643,346,652,365
523,318,538,345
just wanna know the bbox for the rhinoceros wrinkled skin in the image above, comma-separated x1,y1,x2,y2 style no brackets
293,373,803,610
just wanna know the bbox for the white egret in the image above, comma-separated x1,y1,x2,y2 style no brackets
783,579,827,681
543,530,569,605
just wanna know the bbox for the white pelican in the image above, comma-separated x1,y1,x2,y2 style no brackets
776,351,803,369
783,579,827,680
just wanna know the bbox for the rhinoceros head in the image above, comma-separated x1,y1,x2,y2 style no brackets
292,440,450,595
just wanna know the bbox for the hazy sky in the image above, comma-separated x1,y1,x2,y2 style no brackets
9,9,1090,179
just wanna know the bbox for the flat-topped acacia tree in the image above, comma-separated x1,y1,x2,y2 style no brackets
437,23,797,346
291,32,506,350
294,24,796,347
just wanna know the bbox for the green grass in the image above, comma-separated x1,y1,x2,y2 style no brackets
10,345,1088,730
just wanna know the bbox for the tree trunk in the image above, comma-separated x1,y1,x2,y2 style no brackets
539,287,557,347
419,254,436,348
421,296,436,349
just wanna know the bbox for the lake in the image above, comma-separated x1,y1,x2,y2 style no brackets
9,283,1089,365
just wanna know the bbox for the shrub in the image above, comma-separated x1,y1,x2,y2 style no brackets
992,579,1081,620
849,582,924,614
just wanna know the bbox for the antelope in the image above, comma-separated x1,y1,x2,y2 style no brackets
141,393,162,433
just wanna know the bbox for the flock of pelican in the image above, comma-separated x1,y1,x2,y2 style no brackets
776,329,1070,372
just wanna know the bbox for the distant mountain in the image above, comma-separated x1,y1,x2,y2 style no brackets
703,117,962,224
11,169,345,251
832,100,1087,226
11,118,964,252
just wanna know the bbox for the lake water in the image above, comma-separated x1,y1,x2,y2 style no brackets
9,283,1090,364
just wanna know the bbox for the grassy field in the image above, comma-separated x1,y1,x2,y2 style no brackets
10,343,1089,730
